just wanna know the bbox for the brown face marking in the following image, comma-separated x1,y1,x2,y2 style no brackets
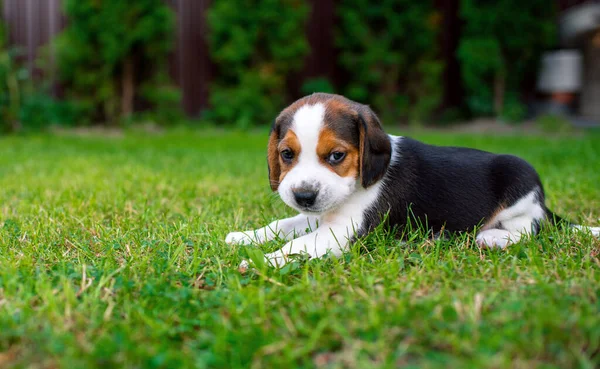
323,98,360,145
322,94,391,187
317,128,359,179
278,130,301,182
267,129,281,191
269,93,375,189
268,94,332,191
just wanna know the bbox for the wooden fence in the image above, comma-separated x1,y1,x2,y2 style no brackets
2,0,64,77
1,0,341,117
166,0,213,116
2,0,591,118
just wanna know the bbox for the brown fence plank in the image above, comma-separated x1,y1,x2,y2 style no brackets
436,0,463,111
167,0,213,117
303,0,337,83
288,0,338,100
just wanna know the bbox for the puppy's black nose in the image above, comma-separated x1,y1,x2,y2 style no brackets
293,189,318,208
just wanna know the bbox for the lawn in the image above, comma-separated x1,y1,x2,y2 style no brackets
0,128,599,368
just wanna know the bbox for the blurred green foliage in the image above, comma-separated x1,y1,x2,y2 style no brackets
2,0,562,130
1,20,75,132
301,77,336,96
2,1,99,133
336,0,443,125
55,0,181,125
207,0,309,128
18,91,86,130
458,0,557,121
0,21,23,132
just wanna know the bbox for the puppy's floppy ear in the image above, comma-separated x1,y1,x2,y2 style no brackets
267,120,281,191
358,107,391,188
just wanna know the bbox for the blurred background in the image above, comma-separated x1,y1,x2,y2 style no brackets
1,0,599,133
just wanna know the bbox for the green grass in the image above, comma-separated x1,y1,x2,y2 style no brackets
1,128,599,368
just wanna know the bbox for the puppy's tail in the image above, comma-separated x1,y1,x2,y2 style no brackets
546,209,600,237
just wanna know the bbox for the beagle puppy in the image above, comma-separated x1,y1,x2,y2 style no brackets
226,93,599,268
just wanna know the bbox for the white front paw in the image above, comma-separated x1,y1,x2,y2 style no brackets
476,230,512,249
239,251,288,269
264,251,288,268
239,259,250,271
225,231,256,245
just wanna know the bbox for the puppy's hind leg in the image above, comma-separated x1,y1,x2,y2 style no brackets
476,189,546,249
572,225,600,237
226,214,319,245
547,210,600,237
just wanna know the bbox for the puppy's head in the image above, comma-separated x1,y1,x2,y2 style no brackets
267,93,391,214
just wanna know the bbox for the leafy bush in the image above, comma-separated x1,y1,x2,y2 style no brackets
301,77,335,96
55,0,180,125
458,0,557,121
1,6,85,133
18,92,85,129
1,21,77,132
137,74,184,125
207,0,309,127
336,0,442,124
0,21,26,133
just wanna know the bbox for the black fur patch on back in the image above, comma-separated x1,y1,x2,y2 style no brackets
361,137,546,236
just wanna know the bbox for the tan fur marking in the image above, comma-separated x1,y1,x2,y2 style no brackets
325,98,351,114
317,128,359,178
481,204,507,230
267,130,281,191
358,122,366,181
278,130,302,182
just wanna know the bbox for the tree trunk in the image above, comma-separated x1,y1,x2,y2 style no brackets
121,57,135,120
493,70,505,117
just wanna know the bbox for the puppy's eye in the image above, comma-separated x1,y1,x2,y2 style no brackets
328,151,346,164
281,149,294,162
